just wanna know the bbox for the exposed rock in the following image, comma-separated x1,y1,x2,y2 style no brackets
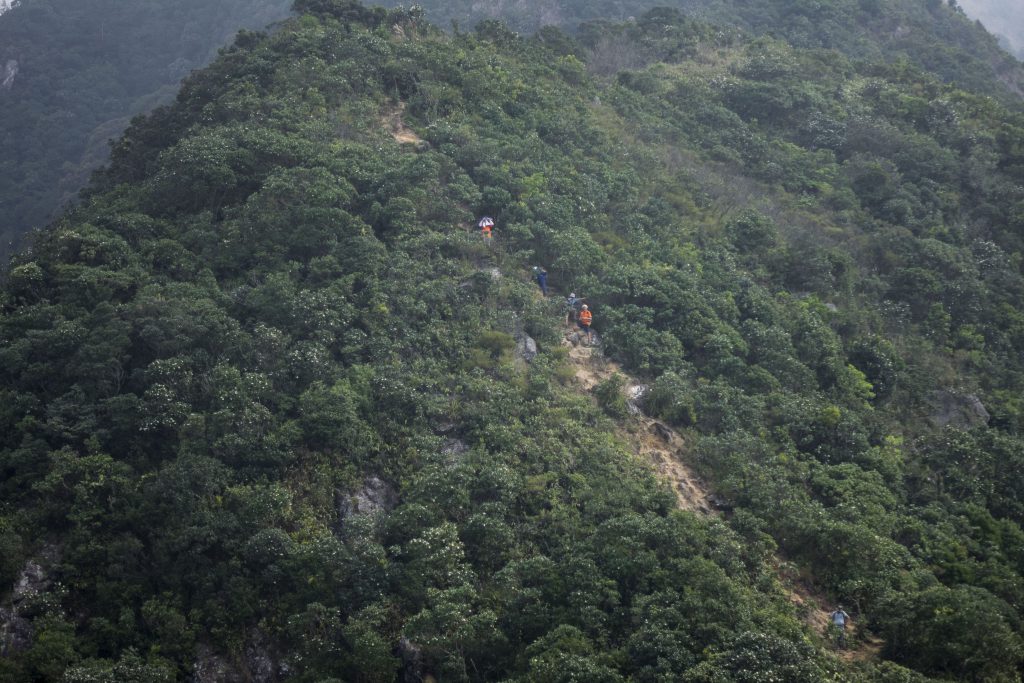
12,560,48,602
514,333,538,363
2,59,18,90
441,438,469,469
566,329,597,347
191,631,285,683
434,420,457,434
650,421,675,444
337,476,398,525
244,629,283,683
398,637,425,683
487,267,501,281
192,644,242,683
0,608,32,656
824,303,838,312
626,384,649,416
441,437,469,460
1,548,59,656
928,390,990,429
708,493,733,512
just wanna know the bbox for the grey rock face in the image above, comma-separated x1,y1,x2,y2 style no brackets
1,550,58,656
338,476,398,524
929,390,990,429
191,631,284,683
2,59,18,90
441,438,468,455
626,384,649,416
398,637,425,683
441,438,469,468
651,421,675,444
515,333,538,363
12,560,47,602
245,630,283,683
0,608,32,656
192,645,242,683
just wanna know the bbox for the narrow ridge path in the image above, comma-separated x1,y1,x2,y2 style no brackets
560,328,883,663
562,335,712,513
383,101,422,145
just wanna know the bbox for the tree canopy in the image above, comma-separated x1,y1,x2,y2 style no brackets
2,0,1024,680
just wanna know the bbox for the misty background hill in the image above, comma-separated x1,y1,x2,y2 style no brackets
0,0,293,260
958,0,1024,59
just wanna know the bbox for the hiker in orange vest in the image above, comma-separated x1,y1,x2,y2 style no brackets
578,304,593,343
478,216,494,243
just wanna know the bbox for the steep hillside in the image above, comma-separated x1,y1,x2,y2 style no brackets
3,0,1024,681
3,0,1020,265
0,0,292,261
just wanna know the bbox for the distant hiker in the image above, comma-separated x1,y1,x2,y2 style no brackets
478,216,494,243
533,266,548,296
578,304,593,343
565,292,581,324
830,607,851,648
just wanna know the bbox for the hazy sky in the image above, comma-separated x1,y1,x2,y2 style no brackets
957,0,1024,58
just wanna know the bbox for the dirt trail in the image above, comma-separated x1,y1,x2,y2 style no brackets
786,578,881,660
563,335,712,513
383,102,423,145
562,330,881,661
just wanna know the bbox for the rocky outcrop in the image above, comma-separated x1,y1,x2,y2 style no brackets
337,476,398,527
2,60,18,90
708,493,734,512
626,384,648,416
0,607,32,657
192,645,240,683
441,438,469,468
514,333,537,363
245,630,287,682
651,421,676,444
928,390,990,429
1,547,59,656
398,637,425,683
191,630,286,683
11,560,47,602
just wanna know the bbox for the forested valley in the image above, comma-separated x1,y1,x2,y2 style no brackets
3,0,1024,680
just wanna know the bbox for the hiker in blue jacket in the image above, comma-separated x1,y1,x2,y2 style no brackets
830,606,851,648
533,266,548,296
